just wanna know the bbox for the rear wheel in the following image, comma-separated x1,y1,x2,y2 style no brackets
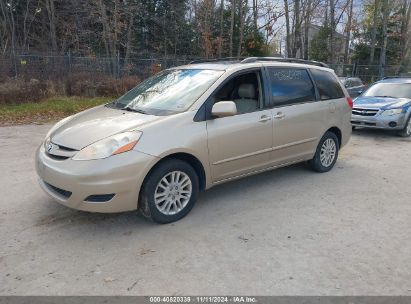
398,115,411,137
139,159,199,224
309,131,339,173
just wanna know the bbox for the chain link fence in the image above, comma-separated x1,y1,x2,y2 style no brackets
0,54,191,81
1,55,410,84
328,64,411,83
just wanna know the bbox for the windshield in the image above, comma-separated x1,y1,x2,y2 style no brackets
111,69,223,115
363,83,411,98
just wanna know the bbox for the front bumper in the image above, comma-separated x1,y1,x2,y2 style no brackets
351,112,408,130
35,145,158,213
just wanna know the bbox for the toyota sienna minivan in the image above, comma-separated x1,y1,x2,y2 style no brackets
35,57,352,223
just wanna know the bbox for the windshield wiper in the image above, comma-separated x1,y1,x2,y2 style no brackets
122,106,147,114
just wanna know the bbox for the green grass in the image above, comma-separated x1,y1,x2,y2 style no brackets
0,96,115,125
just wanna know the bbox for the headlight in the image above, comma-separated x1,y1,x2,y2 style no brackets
72,131,142,161
45,116,73,140
381,108,403,116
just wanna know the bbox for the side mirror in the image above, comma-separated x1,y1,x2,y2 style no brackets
357,90,363,95
344,83,349,88
211,101,237,118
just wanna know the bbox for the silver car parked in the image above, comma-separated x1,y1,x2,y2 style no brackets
351,77,411,137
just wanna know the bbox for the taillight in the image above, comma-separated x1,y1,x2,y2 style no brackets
346,97,353,108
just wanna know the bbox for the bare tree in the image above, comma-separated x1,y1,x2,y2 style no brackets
237,0,246,57
124,2,139,65
303,0,313,59
45,0,58,52
284,0,291,57
292,0,302,58
344,0,353,63
229,0,235,57
252,0,258,31
399,0,411,65
218,0,224,57
369,0,379,64
379,0,389,78
329,0,335,63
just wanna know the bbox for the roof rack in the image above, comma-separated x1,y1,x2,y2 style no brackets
241,57,329,68
189,57,244,64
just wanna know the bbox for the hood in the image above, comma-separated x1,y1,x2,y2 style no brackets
50,105,161,150
353,96,411,110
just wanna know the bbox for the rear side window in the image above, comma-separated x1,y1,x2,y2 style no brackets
268,68,316,106
311,69,345,100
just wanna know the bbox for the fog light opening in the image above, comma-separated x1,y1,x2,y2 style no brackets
84,194,115,203
389,121,397,128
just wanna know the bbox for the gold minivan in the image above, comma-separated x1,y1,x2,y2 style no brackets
35,58,352,223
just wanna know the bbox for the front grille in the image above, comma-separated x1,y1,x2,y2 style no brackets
351,120,377,126
44,182,72,199
46,142,78,160
352,108,379,116
46,153,69,161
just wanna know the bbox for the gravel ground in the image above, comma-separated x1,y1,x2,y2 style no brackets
0,124,410,295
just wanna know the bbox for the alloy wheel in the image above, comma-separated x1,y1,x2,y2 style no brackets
154,171,192,215
320,138,337,167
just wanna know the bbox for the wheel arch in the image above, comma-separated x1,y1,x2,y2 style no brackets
144,152,207,192
326,126,342,148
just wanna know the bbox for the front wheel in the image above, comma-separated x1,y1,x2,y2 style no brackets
309,131,339,173
398,115,411,137
139,159,199,224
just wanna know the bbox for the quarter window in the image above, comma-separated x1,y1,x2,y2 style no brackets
268,68,316,106
311,69,345,100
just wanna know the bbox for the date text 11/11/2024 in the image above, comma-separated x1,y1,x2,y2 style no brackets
149,296,257,303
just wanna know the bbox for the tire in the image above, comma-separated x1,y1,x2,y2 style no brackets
397,115,411,137
138,159,199,224
309,131,340,173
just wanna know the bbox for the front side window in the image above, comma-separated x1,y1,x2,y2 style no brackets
211,71,262,115
363,83,411,98
268,68,316,106
112,69,223,115
311,69,345,100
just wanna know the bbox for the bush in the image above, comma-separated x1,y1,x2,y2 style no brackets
0,74,141,105
66,73,140,97
0,78,51,104
96,75,141,96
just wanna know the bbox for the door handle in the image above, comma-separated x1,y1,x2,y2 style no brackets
273,112,285,119
259,115,272,122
